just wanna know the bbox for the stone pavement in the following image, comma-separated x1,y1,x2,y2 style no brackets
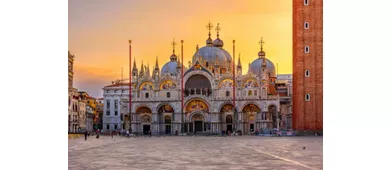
69,136,322,170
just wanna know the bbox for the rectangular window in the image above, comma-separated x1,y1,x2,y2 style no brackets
115,111,118,116
106,111,110,116
106,100,110,109
304,0,309,5
254,90,257,96
304,22,309,29
305,70,310,77
114,100,118,109
305,46,310,53
106,124,110,130
114,125,117,130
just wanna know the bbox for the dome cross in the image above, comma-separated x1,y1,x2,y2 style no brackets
259,37,265,51
206,21,214,31
171,38,177,54
215,23,221,38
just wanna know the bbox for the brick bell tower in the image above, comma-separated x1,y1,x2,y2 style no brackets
293,0,323,131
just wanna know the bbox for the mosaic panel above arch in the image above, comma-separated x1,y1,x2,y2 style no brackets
159,80,176,90
242,78,259,88
139,82,154,91
220,104,235,113
136,106,152,114
242,104,261,113
185,99,208,112
218,79,234,89
158,104,174,113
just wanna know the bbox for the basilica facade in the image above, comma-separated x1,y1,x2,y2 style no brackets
102,23,284,135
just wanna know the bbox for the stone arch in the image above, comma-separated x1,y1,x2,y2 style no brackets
242,103,261,112
184,98,209,113
135,105,152,114
218,103,238,113
156,103,175,113
189,111,206,121
183,70,215,89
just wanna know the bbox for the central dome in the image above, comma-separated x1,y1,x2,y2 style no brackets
192,46,229,66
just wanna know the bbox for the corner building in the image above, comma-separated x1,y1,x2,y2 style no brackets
293,0,323,131
103,23,283,135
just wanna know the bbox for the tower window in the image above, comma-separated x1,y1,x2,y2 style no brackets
167,92,171,98
305,94,310,101
304,0,309,5
304,22,309,29
305,70,310,77
305,46,310,53
226,91,230,97
145,93,149,98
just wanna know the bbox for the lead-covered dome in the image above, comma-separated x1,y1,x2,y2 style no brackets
161,61,178,76
249,58,276,77
161,53,179,76
192,45,229,66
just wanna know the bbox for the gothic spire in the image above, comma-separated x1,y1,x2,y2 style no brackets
155,56,159,70
132,58,137,71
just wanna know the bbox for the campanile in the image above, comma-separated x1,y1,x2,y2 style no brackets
293,0,323,131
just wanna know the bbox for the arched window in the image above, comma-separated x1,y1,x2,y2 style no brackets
305,94,310,101
167,92,171,98
145,93,149,98
226,91,230,97
305,70,310,77
304,22,309,29
226,115,233,124
305,46,310,53
248,90,252,96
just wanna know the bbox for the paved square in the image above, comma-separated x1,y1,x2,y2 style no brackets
69,136,323,170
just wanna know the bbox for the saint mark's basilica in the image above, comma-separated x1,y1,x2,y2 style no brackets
102,22,292,135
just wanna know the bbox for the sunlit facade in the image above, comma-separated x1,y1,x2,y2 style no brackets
103,23,288,135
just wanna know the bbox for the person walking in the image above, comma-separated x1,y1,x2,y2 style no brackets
149,130,152,137
84,130,88,141
111,130,114,138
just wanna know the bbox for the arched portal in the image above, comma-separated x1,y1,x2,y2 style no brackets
184,99,209,133
269,105,278,129
135,106,152,135
242,104,261,134
191,113,205,133
185,75,212,96
157,104,174,134
220,104,237,133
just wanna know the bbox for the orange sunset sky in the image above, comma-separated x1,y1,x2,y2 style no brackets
69,0,292,97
